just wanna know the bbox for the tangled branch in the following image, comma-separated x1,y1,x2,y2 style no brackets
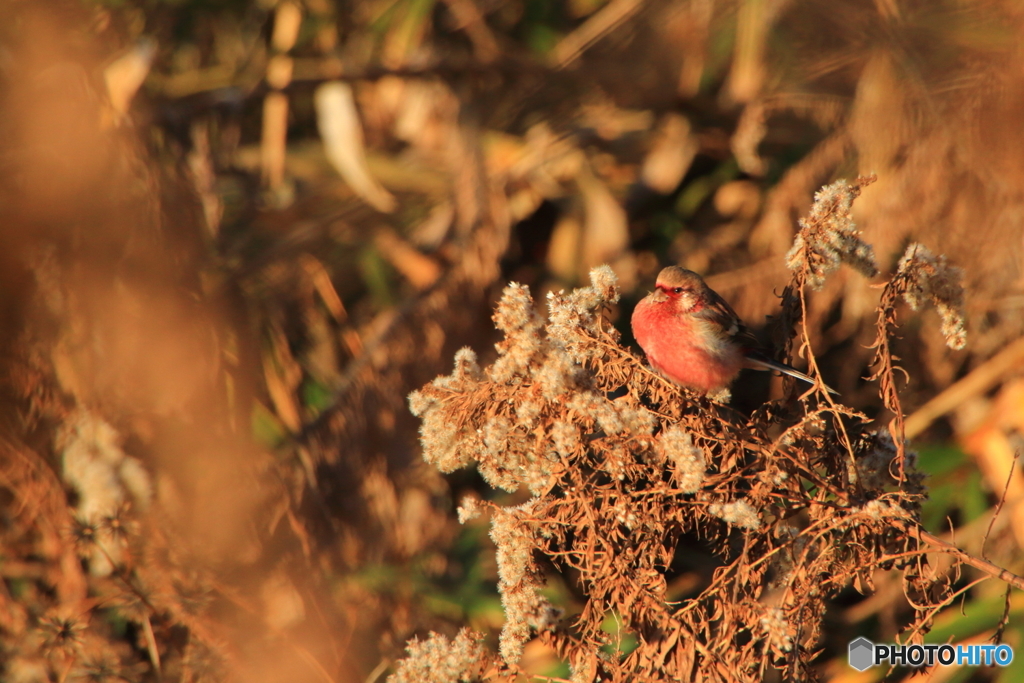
401,179,1008,683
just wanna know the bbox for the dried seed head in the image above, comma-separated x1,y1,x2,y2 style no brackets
760,608,793,653
452,347,482,382
387,628,490,683
708,499,762,531
39,613,86,657
655,427,706,493
489,500,546,664
457,495,482,524
550,420,581,458
532,348,580,400
60,409,152,575
515,398,543,428
418,410,469,473
404,247,941,681
587,264,620,303
489,283,544,383
407,389,435,418
490,502,536,588
75,654,122,683
785,177,878,289
855,429,923,492
896,243,967,350
546,265,621,363
859,498,910,521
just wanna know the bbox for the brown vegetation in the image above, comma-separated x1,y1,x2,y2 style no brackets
1,1,1024,682
403,179,1017,681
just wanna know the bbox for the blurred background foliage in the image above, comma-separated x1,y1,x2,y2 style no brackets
1,0,1023,681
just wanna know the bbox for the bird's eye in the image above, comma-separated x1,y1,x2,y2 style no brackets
672,287,684,294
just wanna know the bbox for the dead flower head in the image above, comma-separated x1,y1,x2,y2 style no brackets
387,628,492,683
896,243,967,350
785,176,879,288
39,612,86,658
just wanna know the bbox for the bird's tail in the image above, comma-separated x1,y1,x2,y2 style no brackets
744,354,840,396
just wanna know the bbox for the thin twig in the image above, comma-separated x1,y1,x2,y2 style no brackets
983,452,1017,561
896,521,1024,591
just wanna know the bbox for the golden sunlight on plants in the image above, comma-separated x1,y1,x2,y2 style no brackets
403,183,997,682
2,1,1024,682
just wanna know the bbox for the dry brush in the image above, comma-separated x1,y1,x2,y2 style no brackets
398,177,1017,682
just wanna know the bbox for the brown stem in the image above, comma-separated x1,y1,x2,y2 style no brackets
895,521,1024,592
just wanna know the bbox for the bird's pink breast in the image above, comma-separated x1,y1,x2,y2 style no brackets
631,298,743,392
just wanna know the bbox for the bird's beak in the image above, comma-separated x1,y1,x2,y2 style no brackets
650,289,668,303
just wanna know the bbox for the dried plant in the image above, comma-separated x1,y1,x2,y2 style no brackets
4,2,1021,682
784,176,879,290
387,628,494,683
893,244,967,352
404,180,1009,682
866,239,969,483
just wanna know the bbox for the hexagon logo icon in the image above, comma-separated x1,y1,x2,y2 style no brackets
848,637,875,671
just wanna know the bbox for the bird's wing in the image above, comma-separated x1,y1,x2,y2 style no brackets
695,289,760,349
697,289,841,396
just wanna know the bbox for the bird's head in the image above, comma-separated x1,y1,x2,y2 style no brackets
651,266,706,313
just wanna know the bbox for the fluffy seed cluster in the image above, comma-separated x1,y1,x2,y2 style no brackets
488,284,547,384
386,628,491,683
408,347,483,474
490,499,556,664
785,177,879,289
409,267,634,666
654,426,706,493
896,243,967,350
567,391,656,438
859,498,910,521
547,265,620,365
409,266,623,497
59,410,152,576
456,495,482,524
550,419,581,458
759,608,793,654
708,499,762,531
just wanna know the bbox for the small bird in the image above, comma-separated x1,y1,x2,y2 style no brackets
631,266,834,395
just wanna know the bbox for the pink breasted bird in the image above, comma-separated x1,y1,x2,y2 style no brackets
631,266,833,394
